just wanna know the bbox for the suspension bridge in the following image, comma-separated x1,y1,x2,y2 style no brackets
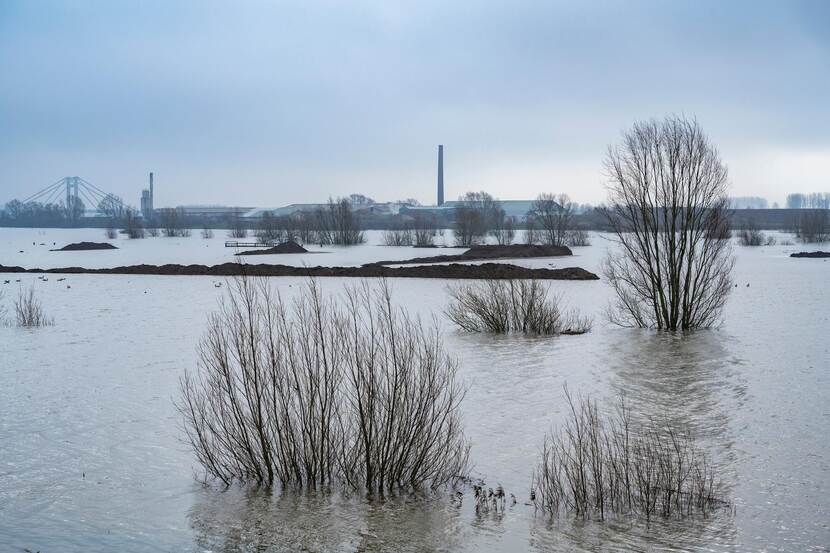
19,176,121,214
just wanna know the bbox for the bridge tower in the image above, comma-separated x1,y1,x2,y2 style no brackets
65,177,80,208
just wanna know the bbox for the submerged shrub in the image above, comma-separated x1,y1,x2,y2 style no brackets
382,227,413,246
566,229,591,247
737,222,764,246
532,388,725,521
14,285,53,327
736,221,775,246
445,279,591,335
178,277,469,492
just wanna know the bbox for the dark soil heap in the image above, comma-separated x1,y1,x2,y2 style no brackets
369,243,573,266
237,241,309,255
790,251,830,258
50,242,118,251
0,262,599,280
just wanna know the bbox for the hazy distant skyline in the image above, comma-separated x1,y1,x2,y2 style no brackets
1,0,828,208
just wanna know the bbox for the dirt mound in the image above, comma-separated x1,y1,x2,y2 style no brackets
0,262,599,281
463,244,572,258
790,251,830,258
369,243,573,266
51,242,118,251
237,241,309,256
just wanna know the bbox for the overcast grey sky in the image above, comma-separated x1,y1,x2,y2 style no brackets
1,0,828,208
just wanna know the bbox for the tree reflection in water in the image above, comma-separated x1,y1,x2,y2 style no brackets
188,486,470,553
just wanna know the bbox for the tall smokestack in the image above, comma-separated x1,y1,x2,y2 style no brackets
437,145,444,206
149,172,154,209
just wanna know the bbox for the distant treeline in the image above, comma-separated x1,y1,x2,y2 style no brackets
1,196,828,234
784,192,830,209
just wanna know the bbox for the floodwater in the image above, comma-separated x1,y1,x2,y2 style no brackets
1,229,828,552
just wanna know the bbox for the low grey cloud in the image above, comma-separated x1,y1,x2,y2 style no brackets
1,0,828,207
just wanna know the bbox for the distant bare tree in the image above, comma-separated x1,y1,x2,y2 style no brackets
348,193,375,206
382,223,413,246
489,211,515,245
601,116,734,330
256,212,281,244
104,227,117,240
524,215,539,245
412,213,438,247
567,229,591,247
64,196,85,224
97,193,126,221
736,219,774,246
227,210,248,239
122,208,145,239
531,193,573,247
314,198,365,245
293,211,316,244
200,226,214,239
159,208,179,237
453,191,500,246
795,210,829,243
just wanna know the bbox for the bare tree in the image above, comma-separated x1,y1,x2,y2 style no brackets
122,208,145,239
178,277,468,491
64,196,85,224
159,208,179,237
567,229,591,247
736,219,774,246
227,210,248,239
201,226,214,239
412,213,438,247
531,193,573,247
293,211,317,244
601,116,734,330
255,211,281,244
382,224,413,246
313,198,365,245
104,227,117,239
489,211,515,245
14,285,53,327
97,193,126,221
795,210,829,243
524,215,539,245
453,191,500,246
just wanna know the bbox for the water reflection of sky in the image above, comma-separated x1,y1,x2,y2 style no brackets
1,229,828,552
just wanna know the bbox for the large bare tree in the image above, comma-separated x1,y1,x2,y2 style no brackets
601,116,734,330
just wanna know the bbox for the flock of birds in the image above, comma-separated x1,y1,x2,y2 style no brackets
2,276,71,288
